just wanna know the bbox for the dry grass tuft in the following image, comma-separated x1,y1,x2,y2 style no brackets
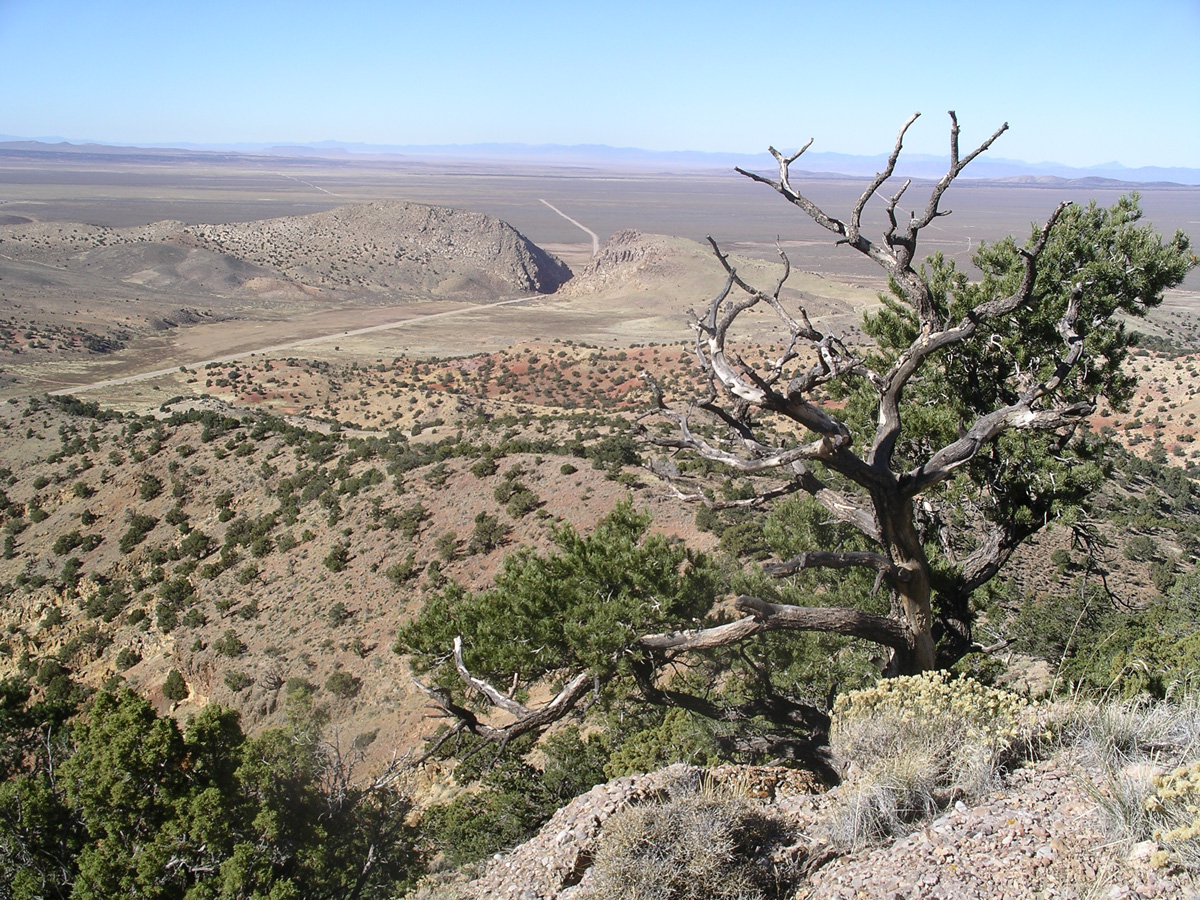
1060,694,1200,872
577,791,798,900
828,672,1047,848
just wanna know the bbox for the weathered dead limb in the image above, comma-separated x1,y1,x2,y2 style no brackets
736,111,1007,330
763,550,913,582
412,652,594,749
639,595,912,655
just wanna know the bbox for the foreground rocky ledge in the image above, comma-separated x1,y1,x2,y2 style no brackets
437,757,1196,900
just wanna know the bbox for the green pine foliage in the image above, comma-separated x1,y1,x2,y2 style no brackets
397,499,718,688
0,687,418,900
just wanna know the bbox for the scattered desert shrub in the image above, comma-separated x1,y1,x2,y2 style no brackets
214,629,246,658
52,530,84,556
138,473,163,501
224,670,254,692
384,552,418,586
470,456,498,478
580,789,797,900
434,530,458,562
828,672,1044,848
323,542,350,573
466,511,508,555
118,514,157,553
325,669,360,699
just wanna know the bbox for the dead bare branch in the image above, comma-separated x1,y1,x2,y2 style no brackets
763,550,914,582
413,644,594,749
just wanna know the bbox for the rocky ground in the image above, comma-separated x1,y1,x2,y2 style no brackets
444,757,1196,900
790,758,1192,900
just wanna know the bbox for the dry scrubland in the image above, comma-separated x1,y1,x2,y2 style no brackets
2,147,1200,897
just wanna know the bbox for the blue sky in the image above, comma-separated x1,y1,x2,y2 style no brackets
2,0,1198,168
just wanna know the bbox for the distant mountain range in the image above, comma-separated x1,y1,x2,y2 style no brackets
2,134,1198,186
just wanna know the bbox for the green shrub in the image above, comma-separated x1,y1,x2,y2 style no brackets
470,456,498,478
325,670,360,699
505,487,541,519
1124,534,1159,562
323,542,350,573
214,629,245,658
384,552,418,586
52,531,84,556
224,670,253,692
466,512,508,555
138,473,163,501
387,502,428,539
434,531,458,563
118,514,158,553
155,602,177,633
179,529,212,559
604,708,719,778
115,648,141,671
162,668,188,701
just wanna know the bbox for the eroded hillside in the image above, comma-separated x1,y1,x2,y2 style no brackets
0,202,571,379
0,389,705,765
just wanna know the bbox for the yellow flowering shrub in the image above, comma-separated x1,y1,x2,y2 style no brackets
833,671,1034,754
1145,759,1200,871
829,672,1044,846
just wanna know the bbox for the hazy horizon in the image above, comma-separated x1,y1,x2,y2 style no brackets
2,0,1198,171
6,133,1200,187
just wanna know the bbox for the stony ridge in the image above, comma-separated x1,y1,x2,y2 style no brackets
558,229,680,296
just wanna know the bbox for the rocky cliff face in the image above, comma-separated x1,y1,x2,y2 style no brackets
432,757,1193,900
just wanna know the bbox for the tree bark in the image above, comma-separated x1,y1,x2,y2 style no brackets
873,488,936,673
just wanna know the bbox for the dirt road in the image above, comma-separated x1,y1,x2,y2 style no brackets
540,200,600,257
48,295,537,395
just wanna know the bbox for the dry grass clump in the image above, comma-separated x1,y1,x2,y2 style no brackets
1062,694,1200,872
828,671,1046,848
577,788,798,900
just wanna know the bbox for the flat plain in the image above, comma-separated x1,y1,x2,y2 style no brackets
3,145,1198,407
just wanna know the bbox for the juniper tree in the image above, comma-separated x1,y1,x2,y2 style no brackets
400,112,1195,760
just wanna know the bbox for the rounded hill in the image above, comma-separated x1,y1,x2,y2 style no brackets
182,201,573,300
